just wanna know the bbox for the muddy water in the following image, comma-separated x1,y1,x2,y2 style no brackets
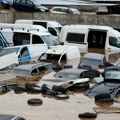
0,49,120,120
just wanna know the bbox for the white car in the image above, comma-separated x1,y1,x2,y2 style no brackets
50,7,81,14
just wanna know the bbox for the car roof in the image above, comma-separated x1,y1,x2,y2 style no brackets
13,62,51,71
56,68,87,74
11,61,52,76
105,66,120,71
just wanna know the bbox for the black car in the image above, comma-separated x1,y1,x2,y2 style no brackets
1,0,49,12
0,114,25,120
84,66,120,99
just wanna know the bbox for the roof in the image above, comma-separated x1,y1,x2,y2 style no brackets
62,24,115,31
45,45,78,55
15,19,62,27
56,68,87,74
105,66,120,71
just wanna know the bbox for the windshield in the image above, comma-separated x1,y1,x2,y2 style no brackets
11,68,30,76
79,58,102,69
105,70,120,80
55,27,62,34
41,35,60,46
0,48,20,56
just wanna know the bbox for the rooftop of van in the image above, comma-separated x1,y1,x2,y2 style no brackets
13,29,50,35
62,24,115,31
15,19,62,27
0,23,47,32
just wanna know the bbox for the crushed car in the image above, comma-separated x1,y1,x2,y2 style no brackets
11,61,52,76
78,52,114,69
39,45,81,65
84,66,120,101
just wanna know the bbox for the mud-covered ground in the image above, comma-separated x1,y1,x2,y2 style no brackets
0,50,120,120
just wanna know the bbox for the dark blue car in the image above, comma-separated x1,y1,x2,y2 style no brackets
1,0,49,12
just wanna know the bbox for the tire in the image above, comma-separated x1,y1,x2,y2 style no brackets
13,85,27,93
78,112,97,119
27,98,43,105
25,83,41,93
46,89,57,96
89,69,100,77
55,94,69,100
95,93,111,101
52,85,66,93
41,84,51,93
95,98,114,107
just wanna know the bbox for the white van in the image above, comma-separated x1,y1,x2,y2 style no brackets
15,19,62,37
0,23,60,48
60,25,120,53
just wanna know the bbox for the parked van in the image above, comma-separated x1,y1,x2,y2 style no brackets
0,23,60,48
60,25,120,53
15,19,62,37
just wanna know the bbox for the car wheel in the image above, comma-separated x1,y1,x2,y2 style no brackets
13,85,27,94
94,93,114,107
78,112,97,119
41,84,51,93
95,98,114,107
95,93,111,101
46,89,57,96
25,83,41,93
52,85,66,93
55,94,69,100
27,98,43,106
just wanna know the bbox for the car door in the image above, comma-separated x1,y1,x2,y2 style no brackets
18,46,31,62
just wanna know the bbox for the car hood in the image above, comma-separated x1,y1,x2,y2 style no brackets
84,82,118,97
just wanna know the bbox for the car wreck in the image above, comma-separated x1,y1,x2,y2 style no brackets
39,45,81,65
78,52,113,69
84,66,120,101
11,61,52,76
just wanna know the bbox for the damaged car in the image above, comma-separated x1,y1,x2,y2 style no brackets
11,61,52,76
84,66,120,101
78,52,114,69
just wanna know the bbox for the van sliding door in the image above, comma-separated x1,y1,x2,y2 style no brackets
88,30,107,49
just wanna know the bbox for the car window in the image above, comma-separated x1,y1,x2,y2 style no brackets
79,58,102,68
20,47,29,57
66,33,85,43
0,47,20,56
109,36,120,48
32,35,44,44
105,70,120,80
41,35,60,46
48,27,57,36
